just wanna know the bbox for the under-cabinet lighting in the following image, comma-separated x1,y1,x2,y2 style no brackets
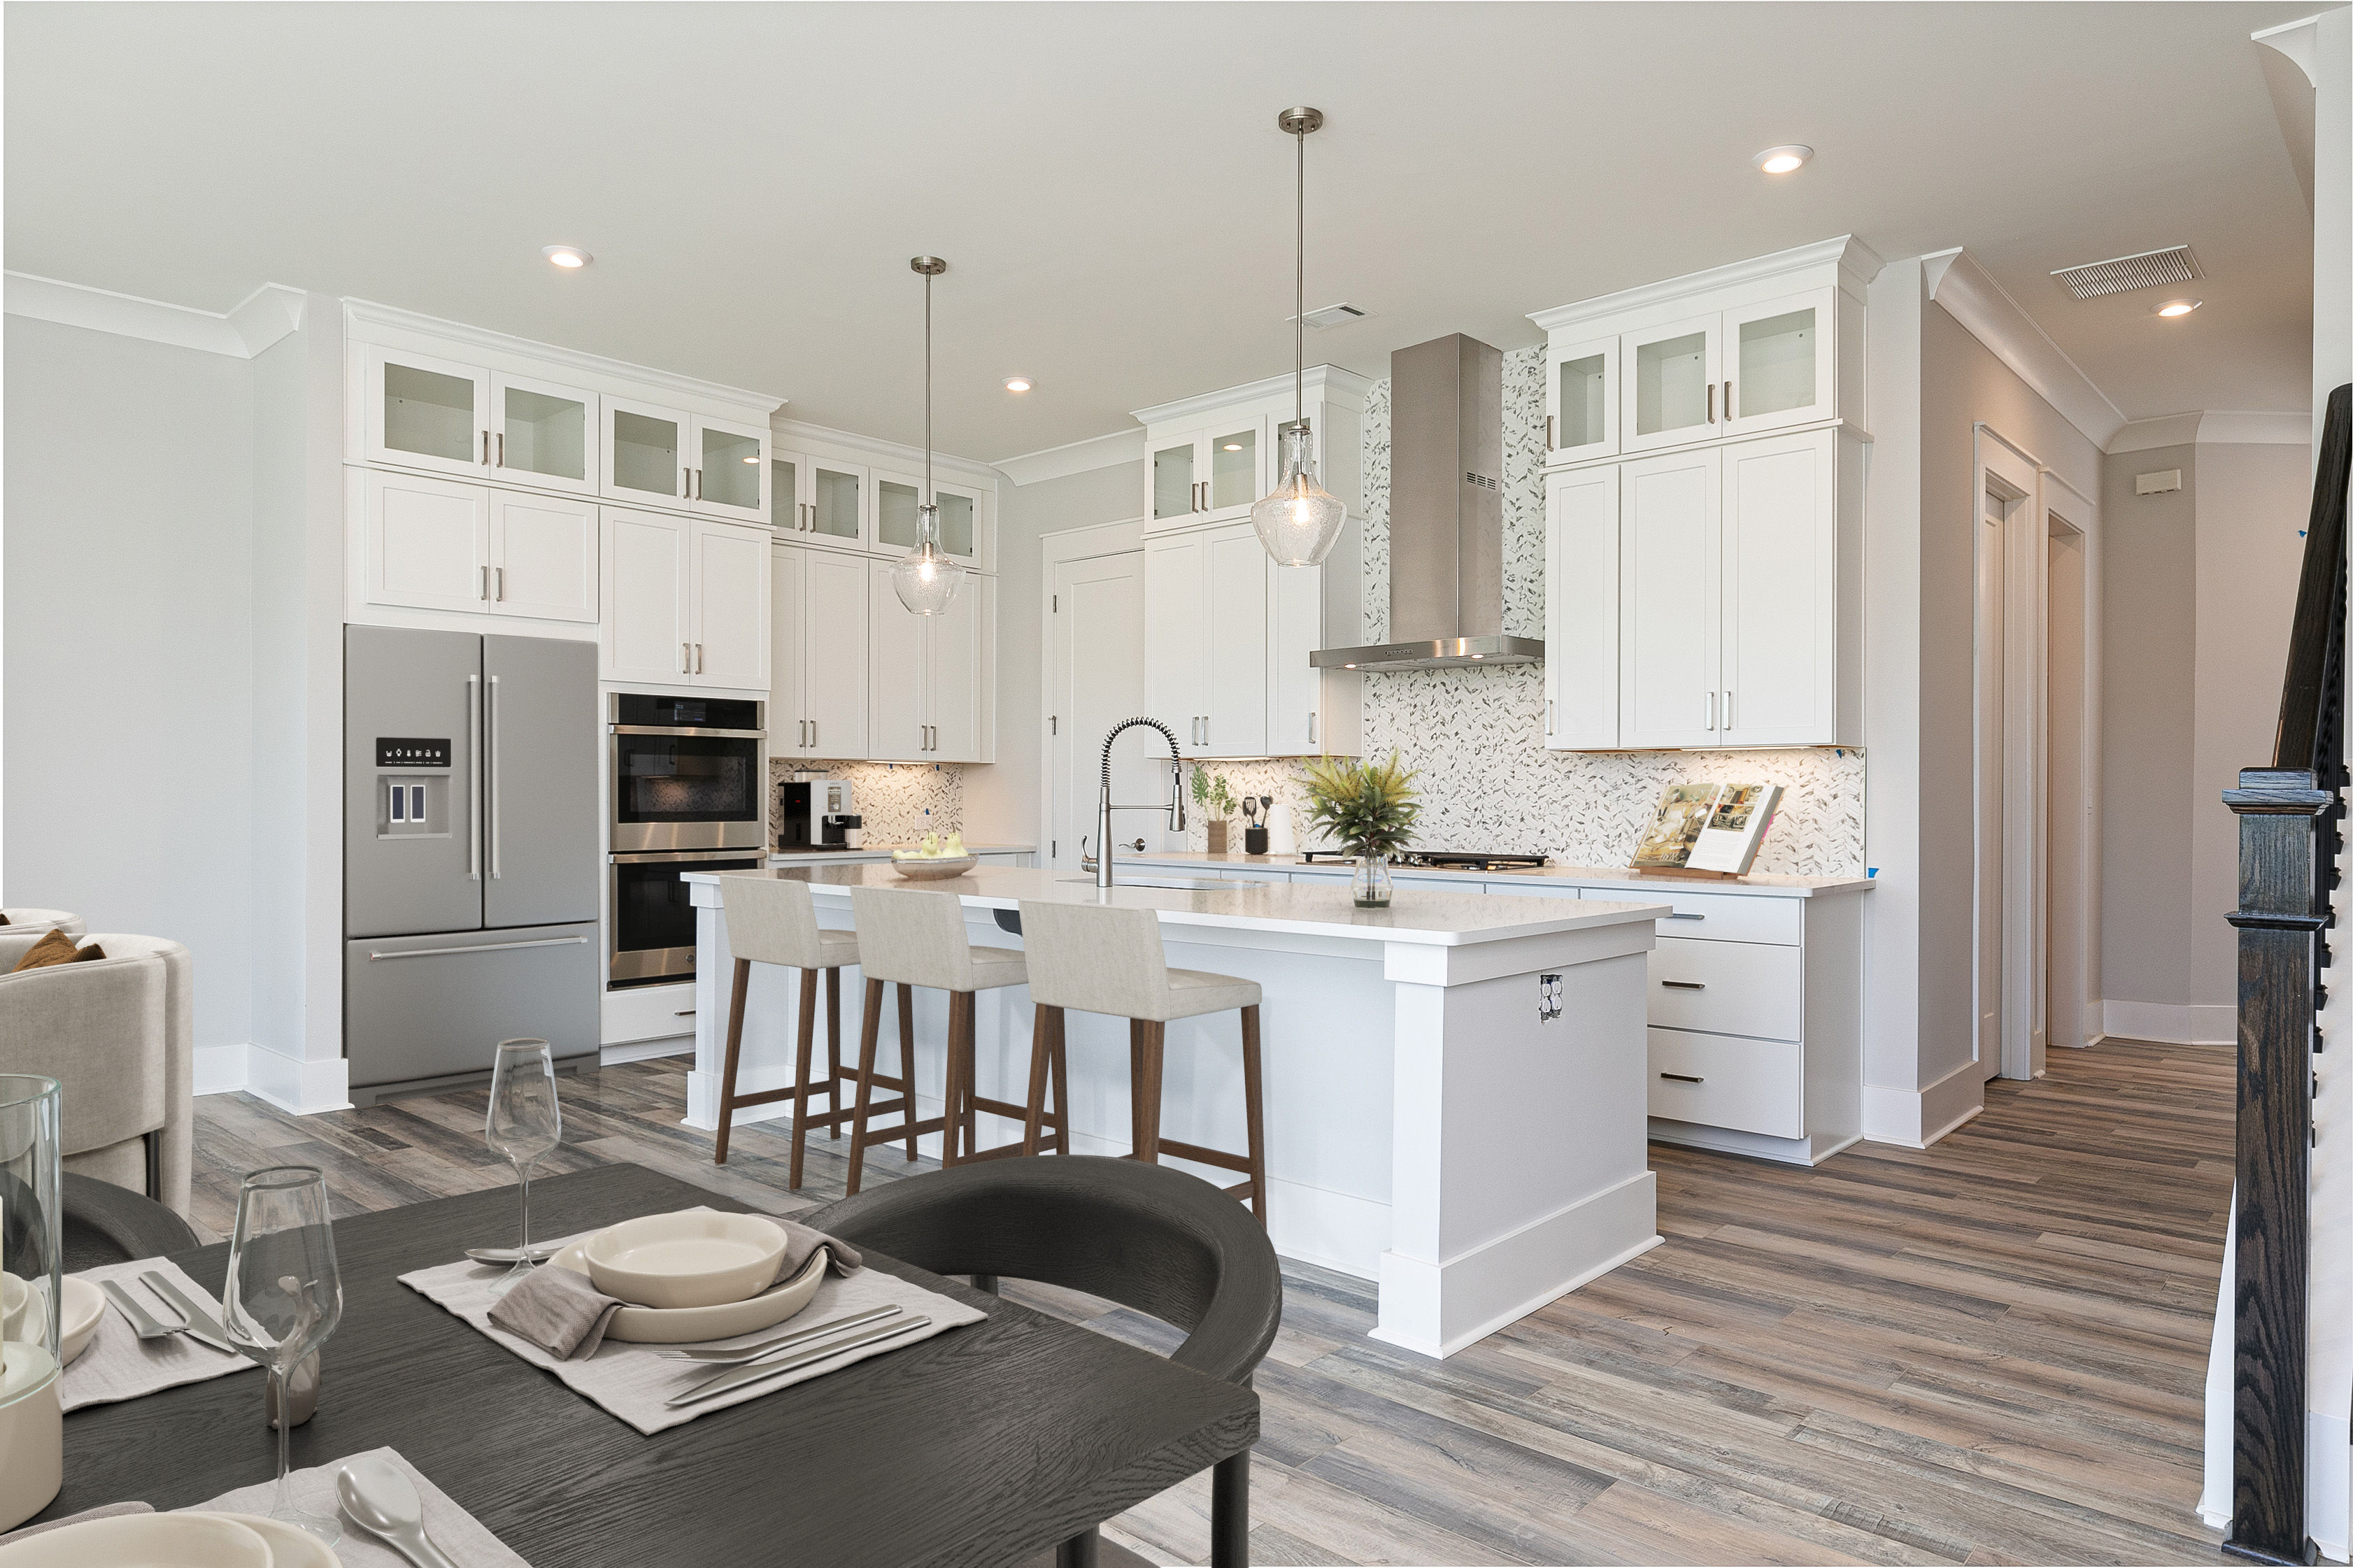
1003,376,1032,392
1752,145,1812,175
541,245,592,269
2154,299,2202,318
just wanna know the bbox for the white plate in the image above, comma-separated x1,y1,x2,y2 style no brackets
190,1512,344,1568
581,1210,787,1309
552,1242,825,1344
57,1276,104,1367
0,1511,273,1567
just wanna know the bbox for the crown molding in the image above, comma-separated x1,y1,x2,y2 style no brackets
769,413,998,486
2252,13,2324,86
2105,413,2204,454
2107,408,2315,452
1131,362,1373,427
1924,247,2127,450
1528,234,1886,333
992,427,1146,487
6,271,306,359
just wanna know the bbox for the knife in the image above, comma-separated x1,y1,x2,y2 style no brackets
140,1270,241,1355
665,1315,932,1407
658,1303,902,1363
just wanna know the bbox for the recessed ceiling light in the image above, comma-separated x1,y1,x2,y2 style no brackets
541,245,592,269
1003,376,1032,393
1752,145,1812,175
2154,298,2203,318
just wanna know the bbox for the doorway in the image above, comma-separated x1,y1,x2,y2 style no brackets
1042,527,1156,874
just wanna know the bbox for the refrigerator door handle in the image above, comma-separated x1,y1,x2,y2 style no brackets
466,673,481,880
488,673,502,880
367,935,590,962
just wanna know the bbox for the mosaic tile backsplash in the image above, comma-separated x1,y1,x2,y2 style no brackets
1188,348,1868,877
772,760,962,846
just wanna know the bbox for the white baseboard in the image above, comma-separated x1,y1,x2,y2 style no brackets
194,1043,248,1097
2102,999,2235,1046
1861,1057,1984,1148
599,1037,692,1066
244,1045,352,1115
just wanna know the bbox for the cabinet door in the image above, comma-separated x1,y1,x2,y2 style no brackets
363,346,490,479
489,371,597,497
364,469,488,615
806,457,869,549
488,490,597,623
868,571,928,761
1721,430,1836,745
688,415,769,523
688,521,769,690
930,477,990,569
770,543,808,753
602,397,689,506
1618,448,1721,748
1149,432,1202,527
602,508,690,683
1201,525,1270,757
1619,312,1721,455
1545,465,1619,748
769,450,809,534
1143,533,1207,748
1722,288,1835,439
924,573,986,762
1269,557,1326,755
1200,419,1266,522
1544,335,1618,463
804,550,871,759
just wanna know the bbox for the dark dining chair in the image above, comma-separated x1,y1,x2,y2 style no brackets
806,1155,1282,1568
60,1171,199,1271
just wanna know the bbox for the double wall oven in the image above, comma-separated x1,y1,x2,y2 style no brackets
608,694,765,988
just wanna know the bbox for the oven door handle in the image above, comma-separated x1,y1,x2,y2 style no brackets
608,849,769,864
607,725,769,740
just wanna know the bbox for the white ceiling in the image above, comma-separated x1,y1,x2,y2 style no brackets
3,2,2317,465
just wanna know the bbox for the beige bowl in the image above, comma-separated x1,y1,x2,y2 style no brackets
583,1211,788,1309
890,855,976,881
0,1512,276,1568
57,1274,104,1366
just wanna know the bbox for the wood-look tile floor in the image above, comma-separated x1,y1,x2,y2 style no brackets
192,1036,2234,1567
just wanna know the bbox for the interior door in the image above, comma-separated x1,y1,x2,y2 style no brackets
363,345,489,479
483,635,599,929
364,469,488,615
489,371,597,496
689,415,769,523
803,550,870,758
1619,312,1721,455
602,397,688,506
1720,430,1835,744
1202,525,1269,757
1546,464,1620,748
1051,551,1146,871
1618,448,1721,748
1143,533,1207,750
688,521,769,689
488,490,597,623
924,575,984,761
602,508,690,684
1721,287,1836,439
769,543,807,754
868,571,927,761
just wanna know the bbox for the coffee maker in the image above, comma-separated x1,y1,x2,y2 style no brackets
777,776,856,850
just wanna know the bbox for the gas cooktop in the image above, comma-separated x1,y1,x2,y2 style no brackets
1295,850,1551,873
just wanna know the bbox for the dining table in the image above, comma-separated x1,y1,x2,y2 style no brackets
29,1162,1261,1567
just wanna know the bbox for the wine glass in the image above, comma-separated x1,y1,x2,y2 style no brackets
222,1165,342,1545
486,1039,562,1298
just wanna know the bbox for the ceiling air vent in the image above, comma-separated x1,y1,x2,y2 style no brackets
1288,302,1370,329
2051,245,2202,299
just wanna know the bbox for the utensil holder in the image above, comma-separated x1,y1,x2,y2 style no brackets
1244,826,1269,855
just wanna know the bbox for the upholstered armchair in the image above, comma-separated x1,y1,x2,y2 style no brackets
0,909,84,970
0,933,193,1218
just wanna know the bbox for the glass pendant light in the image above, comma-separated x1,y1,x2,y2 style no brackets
893,255,965,615
1251,107,1346,569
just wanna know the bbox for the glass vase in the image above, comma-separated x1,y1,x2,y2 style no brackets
0,1074,64,1531
1351,853,1393,908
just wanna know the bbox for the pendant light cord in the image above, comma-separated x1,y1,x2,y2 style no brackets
1294,122,1305,427
924,269,934,506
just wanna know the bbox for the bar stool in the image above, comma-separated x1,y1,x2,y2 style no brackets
846,885,1067,1195
1016,900,1267,1225
716,876,864,1187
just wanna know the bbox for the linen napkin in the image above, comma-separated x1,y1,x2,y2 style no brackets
185,1446,530,1567
0,1502,154,1544
57,1257,258,1412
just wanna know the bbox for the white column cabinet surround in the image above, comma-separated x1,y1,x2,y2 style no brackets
1531,236,1877,751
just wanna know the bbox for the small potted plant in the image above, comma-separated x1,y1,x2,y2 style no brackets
1300,752,1421,907
1190,767,1239,853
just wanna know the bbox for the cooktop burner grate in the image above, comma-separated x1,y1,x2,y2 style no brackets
1296,850,1551,872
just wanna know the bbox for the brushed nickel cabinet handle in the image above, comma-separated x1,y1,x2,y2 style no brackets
1547,413,1556,449
681,642,690,674
1723,689,1733,729
1664,911,1705,921
480,565,490,601
1660,1071,1705,1083
1661,980,1706,990
695,643,704,673
495,566,504,601
481,430,490,464
495,432,504,467
1724,379,1734,419
1706,691,1716,730
810,720,817,748
1706,383,1715,424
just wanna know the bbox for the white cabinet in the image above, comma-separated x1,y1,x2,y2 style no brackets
1618,447,1722,748
1721,430,1844,746
360,345,604,499
1144,523,1269,757
869,571,993,763
1544,466,1618,748
1269,522,1364,755
1148,418,1267,527
1621,311,1722,457
601,398,769,522
1137,366,1368,536
360,470,595,625
1143,532,1209,753
873,469,993,571
769,450,866,548
1544,334,1617,463
601,509,770,690
772,543,872,760
490,370,599,497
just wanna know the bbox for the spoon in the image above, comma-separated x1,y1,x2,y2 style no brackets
336,1453,460,1568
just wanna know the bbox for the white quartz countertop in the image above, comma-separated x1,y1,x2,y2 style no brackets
767,843,1032,864
685,862,1668,947
1125,851,1875,898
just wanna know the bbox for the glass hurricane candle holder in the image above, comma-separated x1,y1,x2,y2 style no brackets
0,1074,64,1531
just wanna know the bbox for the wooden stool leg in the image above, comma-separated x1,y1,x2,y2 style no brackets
1132,1019,1165,1164
939,990,973,1167
786,967,818,1189
957,990,980,1154
1023,1004,1055,1155
825,965,845,1139
715,958,751,1165
1239,1004,1268,1226
846,978,884,1196
896,983,919,1164
1048,1007,1070,1154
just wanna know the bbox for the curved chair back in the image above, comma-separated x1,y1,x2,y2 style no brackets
720,875,827,969
60,1171,199,1272
809,1155,1281,1385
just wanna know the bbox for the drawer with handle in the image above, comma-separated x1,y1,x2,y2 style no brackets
1647,1027,1805,1139
1647,936,1802,1041
1577,884,1802,946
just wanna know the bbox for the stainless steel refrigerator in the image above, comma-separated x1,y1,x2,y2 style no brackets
344,626,599,1099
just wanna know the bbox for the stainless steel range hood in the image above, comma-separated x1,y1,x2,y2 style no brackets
1311,333,1543,673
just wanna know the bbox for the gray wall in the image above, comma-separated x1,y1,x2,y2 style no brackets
963,459,1143,845
3,315,256,1049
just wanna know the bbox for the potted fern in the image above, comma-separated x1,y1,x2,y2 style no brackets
1300,752,1422,907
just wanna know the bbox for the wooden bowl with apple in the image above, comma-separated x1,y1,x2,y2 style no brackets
890,833,978,881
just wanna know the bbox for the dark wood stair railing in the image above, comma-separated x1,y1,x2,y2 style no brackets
2222,381,2350,1567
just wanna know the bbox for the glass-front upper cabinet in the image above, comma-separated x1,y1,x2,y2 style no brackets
688,415,768,524
1151,436,1197,523
364,346,490,479
1721,288,1836,439
1203,422,1261,517
602,397,688,504
1147,420,1265,527
1619,313,1721,456
1544,334,1617,463
769,452,802,532
490,372,597,497
769,448,866,550
875,471,988,567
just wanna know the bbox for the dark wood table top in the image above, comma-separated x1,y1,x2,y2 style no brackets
38,1164,1259,1567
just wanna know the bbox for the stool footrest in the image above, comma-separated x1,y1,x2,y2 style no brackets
853,1111,945,1145
960,1134,1065,1163
725,1083,846,1113
1153,1136,1253,1175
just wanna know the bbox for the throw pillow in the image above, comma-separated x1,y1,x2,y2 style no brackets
11,929,102,971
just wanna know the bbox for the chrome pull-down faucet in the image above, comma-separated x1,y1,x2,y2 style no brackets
1093,718,1186,889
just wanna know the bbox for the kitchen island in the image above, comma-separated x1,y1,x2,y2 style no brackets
683,863,1668,1357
